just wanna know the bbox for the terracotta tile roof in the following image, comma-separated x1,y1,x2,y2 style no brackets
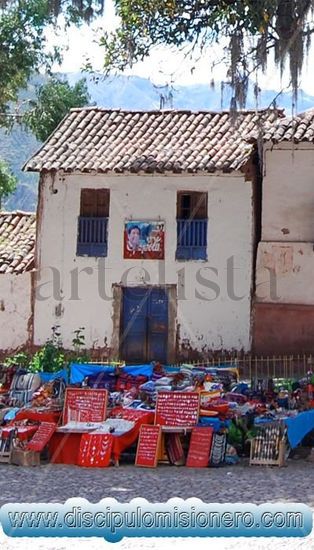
0,211,36,274
24,108,284,174
264,108,314,143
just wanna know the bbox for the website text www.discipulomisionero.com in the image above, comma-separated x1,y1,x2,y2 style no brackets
0,499,312,541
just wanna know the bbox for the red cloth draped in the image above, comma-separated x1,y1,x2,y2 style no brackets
14,409,62,424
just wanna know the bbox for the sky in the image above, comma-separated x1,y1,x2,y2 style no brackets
51,0,314,97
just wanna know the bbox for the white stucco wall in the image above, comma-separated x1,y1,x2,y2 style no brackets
33,172,253,355
256,241,314,305
258,143,314,309
262,143,314,242
0,272,32,352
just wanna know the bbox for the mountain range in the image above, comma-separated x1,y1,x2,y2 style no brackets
2,72,314,212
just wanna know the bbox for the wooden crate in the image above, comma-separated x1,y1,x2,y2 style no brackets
0,451,11,464
11,449,40,467
249,439,286,467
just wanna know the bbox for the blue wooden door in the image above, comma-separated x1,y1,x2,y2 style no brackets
121,288,168,363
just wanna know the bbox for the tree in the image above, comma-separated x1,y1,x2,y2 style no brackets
24,78,91,141
0,159,17,209
101,0,314,107
0,0,104,117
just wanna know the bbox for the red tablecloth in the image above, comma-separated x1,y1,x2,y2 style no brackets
14,409,62,424
49,432,82,464
48,408,155,465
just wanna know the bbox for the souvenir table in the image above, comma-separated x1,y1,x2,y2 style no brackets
48,409,155,466
48,388,109,465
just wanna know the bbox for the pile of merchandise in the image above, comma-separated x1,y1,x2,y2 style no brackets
0,360,314,469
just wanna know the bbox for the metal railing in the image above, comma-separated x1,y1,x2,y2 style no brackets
80,351,314,380
77,216,108,257
176,218,207,260
171,354,314,380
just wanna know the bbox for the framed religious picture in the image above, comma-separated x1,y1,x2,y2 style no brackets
124,221,165,259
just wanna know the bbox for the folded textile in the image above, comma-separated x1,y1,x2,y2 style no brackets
139,381,156,392
155,377,173,386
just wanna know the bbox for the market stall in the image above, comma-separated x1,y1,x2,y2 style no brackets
1,360,314,469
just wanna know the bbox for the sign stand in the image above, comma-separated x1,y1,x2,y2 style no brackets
135,425,161,468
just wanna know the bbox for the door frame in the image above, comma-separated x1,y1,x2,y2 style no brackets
111,284,177,363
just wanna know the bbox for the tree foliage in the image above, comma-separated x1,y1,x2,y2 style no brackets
0,0,53,116
0,0,104,116
24,78,90,141
101,0,314,107
0,159,17,209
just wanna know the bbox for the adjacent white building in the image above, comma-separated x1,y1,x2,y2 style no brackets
0,211,35,354
254,110,314,353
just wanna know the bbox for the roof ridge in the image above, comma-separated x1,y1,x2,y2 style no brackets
23,107,287,174
68,106,285,115
0,210,36,216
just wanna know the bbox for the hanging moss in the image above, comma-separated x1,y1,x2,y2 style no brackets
101,0,314,111
48,0,105,22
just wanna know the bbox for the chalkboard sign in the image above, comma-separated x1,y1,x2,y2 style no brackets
135,424,161,468
186,427,214,468
78,433,113,467
62,388,108,425
27,422,57,452
155,391,200,427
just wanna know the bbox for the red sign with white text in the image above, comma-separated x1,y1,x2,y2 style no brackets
186,427,214,468
155,391,200,427
135,424,161,467
27,422,57,452
63,388,108,424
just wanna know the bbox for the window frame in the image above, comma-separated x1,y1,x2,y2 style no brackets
176,191,208,261
76,188,110,257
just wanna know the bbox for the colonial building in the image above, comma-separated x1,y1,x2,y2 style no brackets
5,107,313,360
22,108,282,362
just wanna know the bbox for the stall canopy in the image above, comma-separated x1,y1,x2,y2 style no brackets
122,365,154,377
70,363,154,384
70,364,116,384
40,370,68,383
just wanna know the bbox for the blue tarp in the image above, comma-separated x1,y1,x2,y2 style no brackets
70,363,116,384
40,369,68,383
122,364,154,377
284,410,314,449
70,363,155,384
